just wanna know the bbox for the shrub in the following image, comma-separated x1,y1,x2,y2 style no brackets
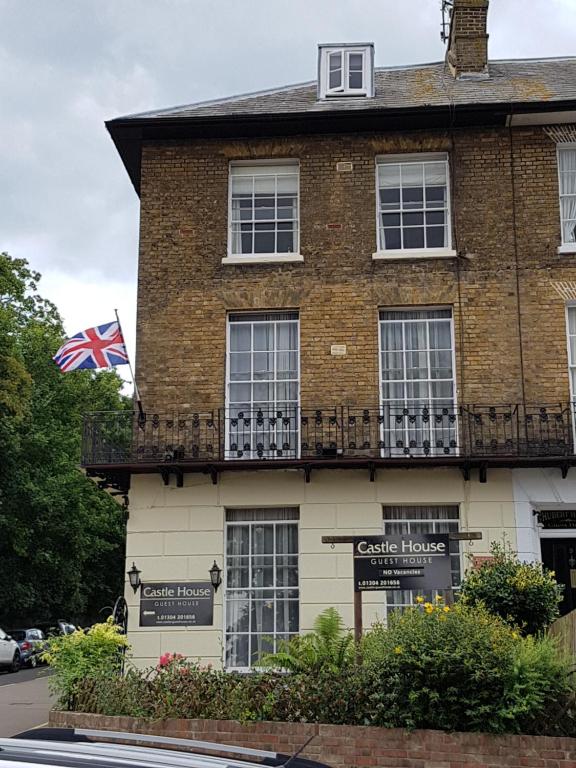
257,607,354,673
43,619,129,708
360,599,574,734
67,607,576,737
459,542,563,634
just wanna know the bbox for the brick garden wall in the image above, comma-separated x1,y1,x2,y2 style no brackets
135,124,574,415
49,711,576,768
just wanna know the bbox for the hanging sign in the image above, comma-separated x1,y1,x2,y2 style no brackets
139,581,214,627
353,534,451,592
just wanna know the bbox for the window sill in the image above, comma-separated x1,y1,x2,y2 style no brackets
222,254,304,265
558,244,576,255
372,249,458,261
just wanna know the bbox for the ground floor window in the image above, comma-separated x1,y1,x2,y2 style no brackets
225,507,299,669
383,504,461,615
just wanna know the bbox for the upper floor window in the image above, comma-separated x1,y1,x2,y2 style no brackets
229,162,299,258
559,146,576,251
376,154,452,255
318,44,374,99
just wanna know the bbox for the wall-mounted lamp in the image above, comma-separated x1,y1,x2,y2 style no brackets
127,562,142,593
209,560,222,592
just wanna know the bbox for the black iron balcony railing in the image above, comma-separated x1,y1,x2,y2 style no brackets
81,403,576,468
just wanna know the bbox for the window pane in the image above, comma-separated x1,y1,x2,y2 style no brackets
230,352,251,381
427,226,446,248
402,188,424,209
227,525,249,556
277,175,298,194
277,523,298,553
348,53,364,89
382,228,401,250
226,597,249,632
329,52,342,89
379,165,400,188
402,164,424,187
425,162,447,186
230,324,251,352
227,557,249,588
403,227,425,249
226,633,249,668
252,524,274,554
276,600,299,633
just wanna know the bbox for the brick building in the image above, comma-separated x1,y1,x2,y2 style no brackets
84,0,576,668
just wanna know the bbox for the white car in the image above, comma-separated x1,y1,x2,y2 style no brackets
0,626,21,673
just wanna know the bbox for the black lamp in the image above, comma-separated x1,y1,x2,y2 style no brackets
127,562,142,593
209,560,222,592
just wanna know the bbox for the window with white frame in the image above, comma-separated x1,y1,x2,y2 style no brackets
559,147,576,248
225,508,299,669
383,505,461,616
227,312,299,459
229,163,299,257
318,44,373,98
379,309,457,456
377,155,451,252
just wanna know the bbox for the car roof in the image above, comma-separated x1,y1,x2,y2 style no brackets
1,729,325,768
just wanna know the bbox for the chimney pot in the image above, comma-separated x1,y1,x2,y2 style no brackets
446,0,490,80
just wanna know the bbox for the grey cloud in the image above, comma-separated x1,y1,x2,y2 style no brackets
1,0,575,298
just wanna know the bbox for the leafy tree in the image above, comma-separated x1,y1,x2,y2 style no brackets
0,252,129,626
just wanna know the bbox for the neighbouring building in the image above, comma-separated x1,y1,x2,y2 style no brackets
83,0,576,668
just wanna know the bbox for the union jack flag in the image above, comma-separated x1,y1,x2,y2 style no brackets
53,321,129,372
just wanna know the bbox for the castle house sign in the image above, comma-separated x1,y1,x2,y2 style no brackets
139,582,214,627
353,534,452,592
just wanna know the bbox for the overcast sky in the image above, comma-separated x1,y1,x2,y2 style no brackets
2,0,576,387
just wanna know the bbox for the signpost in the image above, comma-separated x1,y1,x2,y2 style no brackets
321,531,482,643
139,581,214,627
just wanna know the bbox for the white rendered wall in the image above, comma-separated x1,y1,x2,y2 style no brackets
125,467,516,669
512,468,576,563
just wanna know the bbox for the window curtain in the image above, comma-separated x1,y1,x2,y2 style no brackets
560,149,576,243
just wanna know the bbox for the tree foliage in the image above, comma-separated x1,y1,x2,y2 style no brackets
459,541,563,635
0,252,129,626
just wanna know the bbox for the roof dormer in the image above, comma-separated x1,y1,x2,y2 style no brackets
317,43,375,99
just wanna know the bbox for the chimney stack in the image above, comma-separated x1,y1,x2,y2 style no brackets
446,0,489,79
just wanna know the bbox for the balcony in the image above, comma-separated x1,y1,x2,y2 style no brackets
81,404,576,493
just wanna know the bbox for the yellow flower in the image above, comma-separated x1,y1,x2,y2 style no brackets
394,645,403,654
511,631,519,639
415,596,425,604
424,602,434,613
435,594,443,602
443,606,450,613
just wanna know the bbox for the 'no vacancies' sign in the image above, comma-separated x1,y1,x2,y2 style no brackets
353,534,451,592
139,582,214,627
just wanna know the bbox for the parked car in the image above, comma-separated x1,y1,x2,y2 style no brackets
8,629,47,668
4,728,329,768
0,627,21,673
36,620,77,639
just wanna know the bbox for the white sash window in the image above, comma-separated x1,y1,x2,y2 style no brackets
225,508,299,670
379,308,457,457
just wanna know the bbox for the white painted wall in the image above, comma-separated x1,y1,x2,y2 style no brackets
125,467,517,669
512,468,576,563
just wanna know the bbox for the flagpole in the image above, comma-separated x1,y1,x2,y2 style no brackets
114,309,144,422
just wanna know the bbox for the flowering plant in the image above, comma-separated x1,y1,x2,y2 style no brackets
459,541,562,634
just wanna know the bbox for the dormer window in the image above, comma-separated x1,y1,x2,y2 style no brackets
318,43,374,99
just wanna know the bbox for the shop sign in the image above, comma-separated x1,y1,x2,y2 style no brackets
139,581,214,627
353,534,451,592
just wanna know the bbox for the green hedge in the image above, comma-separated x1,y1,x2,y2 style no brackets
68,603,576,736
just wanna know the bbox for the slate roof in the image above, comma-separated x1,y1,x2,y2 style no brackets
116,58,576,123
